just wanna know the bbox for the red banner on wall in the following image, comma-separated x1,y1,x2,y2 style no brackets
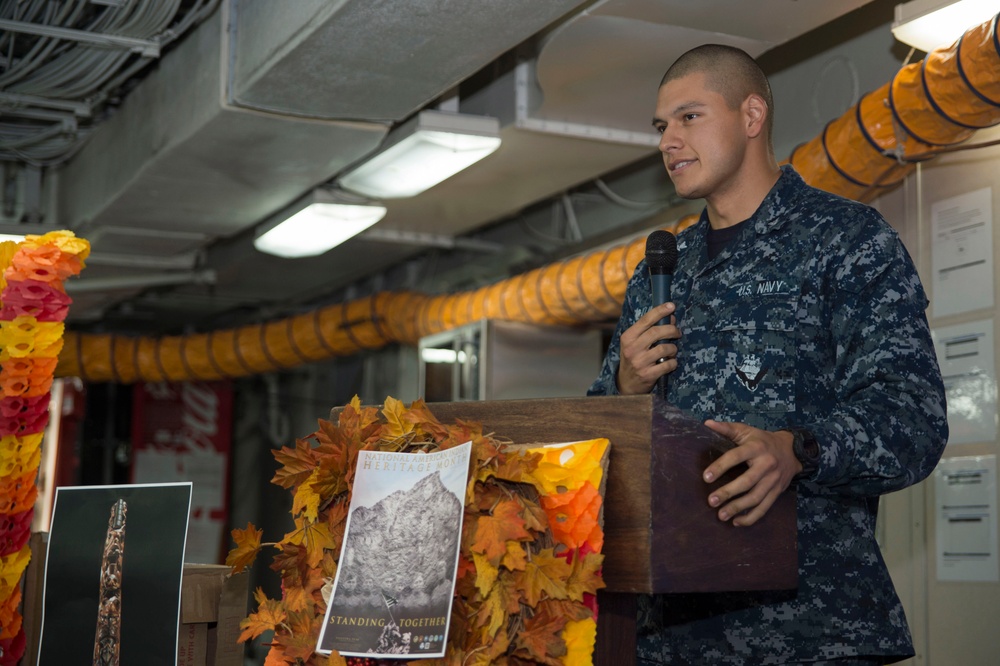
130,381,232,563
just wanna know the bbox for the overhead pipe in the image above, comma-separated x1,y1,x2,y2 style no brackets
55,13,1000,383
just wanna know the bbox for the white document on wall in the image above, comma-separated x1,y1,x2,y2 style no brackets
935,455,998,582
932,319,997,445
931,186,994,318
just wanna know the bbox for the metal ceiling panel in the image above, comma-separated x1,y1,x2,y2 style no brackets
57,9,388,239
533,0,879,135
229,0,591,121
587,0,876,44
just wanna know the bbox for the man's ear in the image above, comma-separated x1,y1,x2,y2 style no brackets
743,94,767,139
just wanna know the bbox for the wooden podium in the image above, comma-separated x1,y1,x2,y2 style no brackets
427,394,798,665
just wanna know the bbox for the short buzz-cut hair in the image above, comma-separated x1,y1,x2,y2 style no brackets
660,44,774,142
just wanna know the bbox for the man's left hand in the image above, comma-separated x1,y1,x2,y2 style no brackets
701,421,802,527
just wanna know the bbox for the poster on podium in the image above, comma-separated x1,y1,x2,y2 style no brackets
317,442,471,658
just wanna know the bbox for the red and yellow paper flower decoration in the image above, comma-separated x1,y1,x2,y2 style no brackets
0,231,88,666
526,438,609,666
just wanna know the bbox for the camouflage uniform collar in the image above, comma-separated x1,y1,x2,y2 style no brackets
751,164,804,237
681,165,802,273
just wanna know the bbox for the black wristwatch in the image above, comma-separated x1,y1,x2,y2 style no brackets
785,427,820,479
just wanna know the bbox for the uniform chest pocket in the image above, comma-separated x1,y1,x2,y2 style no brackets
715,298,799,418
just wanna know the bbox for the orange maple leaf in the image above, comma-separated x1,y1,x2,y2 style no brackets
472,499,531,567
283,517,336,568
311,453,349,502
495,448,540,484
276,610,322,661
511,601,568,665
263,646,292,666
238,587,286,642
226,522,262,574
404,398,451,440
272,437,318,489
514,548,572,607
269,542,308,578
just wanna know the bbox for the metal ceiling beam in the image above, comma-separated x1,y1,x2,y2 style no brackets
0,19,161,57
0,91,92,118
65,270,216,294
361,228,506,254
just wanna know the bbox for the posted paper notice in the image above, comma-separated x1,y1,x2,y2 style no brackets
931,186,994,318
935,456,998,582
932,319,998,445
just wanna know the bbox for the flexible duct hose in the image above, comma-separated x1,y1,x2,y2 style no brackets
790,13,999,200
57,13,1000,383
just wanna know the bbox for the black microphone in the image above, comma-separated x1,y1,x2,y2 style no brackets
645,230,678,325
646,230,678,401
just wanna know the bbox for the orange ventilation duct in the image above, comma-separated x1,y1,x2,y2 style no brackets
57,13,1000,383
790,13,1000,201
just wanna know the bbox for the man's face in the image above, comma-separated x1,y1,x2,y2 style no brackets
653,72,749,201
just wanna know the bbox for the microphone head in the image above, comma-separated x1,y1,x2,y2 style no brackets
645,230,678,275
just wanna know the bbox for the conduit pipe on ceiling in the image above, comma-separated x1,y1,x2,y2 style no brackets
55,13,1000,384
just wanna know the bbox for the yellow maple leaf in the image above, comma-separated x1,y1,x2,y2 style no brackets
225,522,262,574
324,653,347,666
501,541,527,572
283,517,336,568
238,587,287,642
565,551,606,601
515,548,572,607
472,585,507,640
292,468,322,522
322,653,347,666
382,396,414,439
472,551,499,596
283,584,311,613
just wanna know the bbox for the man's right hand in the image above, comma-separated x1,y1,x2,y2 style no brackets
616,302,681,395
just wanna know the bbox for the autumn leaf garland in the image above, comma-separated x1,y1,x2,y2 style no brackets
226,396,607,666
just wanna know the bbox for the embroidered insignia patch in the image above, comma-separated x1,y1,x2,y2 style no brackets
735,353,769,391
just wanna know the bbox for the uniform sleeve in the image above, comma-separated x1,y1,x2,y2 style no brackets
806,218,948,495
587,263,651,396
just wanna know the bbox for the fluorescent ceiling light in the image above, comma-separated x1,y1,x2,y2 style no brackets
420,348,469,364
892,0,997,52
254,192,386,258
339,110,501,199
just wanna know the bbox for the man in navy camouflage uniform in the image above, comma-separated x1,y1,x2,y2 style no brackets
588,44,947,665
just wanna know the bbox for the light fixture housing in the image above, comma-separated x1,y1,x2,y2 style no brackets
892,0,997,52
253,190,387,258
338,110,502,199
